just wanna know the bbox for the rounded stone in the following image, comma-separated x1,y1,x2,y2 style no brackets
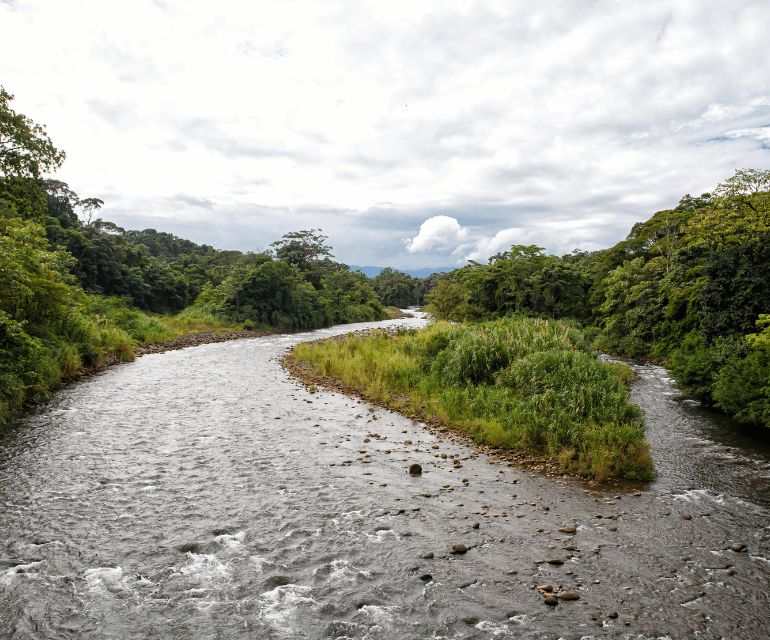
409,463,422,475
544,596,558,606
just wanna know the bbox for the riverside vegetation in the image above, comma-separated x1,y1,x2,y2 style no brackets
293,318,653,481
3,83,770,442
0,87,390,422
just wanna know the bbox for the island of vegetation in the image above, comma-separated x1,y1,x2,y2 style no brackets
2,84,769,470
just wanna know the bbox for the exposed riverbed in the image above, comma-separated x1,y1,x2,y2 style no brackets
1,313,769,639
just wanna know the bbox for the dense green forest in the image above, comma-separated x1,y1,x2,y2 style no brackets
422,168,770,430
2,84,769,434
0,87,396,421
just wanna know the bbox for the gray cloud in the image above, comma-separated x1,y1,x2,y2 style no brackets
4,0,770,271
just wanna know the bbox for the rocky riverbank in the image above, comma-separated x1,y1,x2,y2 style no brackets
281,330,579,483
135,329,275,356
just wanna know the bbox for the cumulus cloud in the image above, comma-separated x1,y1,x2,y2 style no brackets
404,216,469,253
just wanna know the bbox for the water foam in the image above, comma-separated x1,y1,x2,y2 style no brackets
215,531,246,551
259,584,315,636
83,566,126,593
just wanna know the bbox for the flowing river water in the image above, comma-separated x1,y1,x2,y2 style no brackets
1,313,769,639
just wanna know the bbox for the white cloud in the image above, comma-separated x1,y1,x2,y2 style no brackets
1,0,769,268
404,215,469,253
723,127,770,143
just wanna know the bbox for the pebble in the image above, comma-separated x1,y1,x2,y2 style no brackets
557,592,580,600
544,596,558,606
731,542,746,552
559,527,577,534
608,611,618,618
726,568,737,575
409,464,422,475
451,543,468,554
547,558,564,565
422,552,434,559
538,584,553,592
609,526,617,531
507,569,517,574
682,514,692,520
471,522,480,529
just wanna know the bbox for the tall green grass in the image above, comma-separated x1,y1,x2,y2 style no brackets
0,304,136,423
293,317,653,481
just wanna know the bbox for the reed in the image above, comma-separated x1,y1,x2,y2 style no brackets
293,317,653,481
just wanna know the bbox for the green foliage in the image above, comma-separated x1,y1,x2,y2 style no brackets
424,280,473,321
85,296,175,343
686,169,770,248
699,235,770,342
270,229,333,270
434,317,588,386
294,317,652,481
371,268,417,307
0,86,66,179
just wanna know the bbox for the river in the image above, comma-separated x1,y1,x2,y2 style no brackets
1,313,768,639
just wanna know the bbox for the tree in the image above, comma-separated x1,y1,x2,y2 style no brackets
270,229,333,270
372,267,416,307
686,168,770,248
0,87,65,178
424,280,472,321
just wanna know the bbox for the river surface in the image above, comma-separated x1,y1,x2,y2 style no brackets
1,313,769,639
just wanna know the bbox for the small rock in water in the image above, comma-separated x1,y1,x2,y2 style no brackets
422,552,434,559
557,591,580,600
547,558,564,565
409,463,422,475
731,542,746,552
544,596,558,606
420,574,433,582
682,514,692,520
609,526,617,531
608,611,618,618
559,527,577,534
471,522,480,529
451,543,468,554
726,568,737,575
422,493,432,498
178,542,201,553
537,584,553,592
507,569,518,574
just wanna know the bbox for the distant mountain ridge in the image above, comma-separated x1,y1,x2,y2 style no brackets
350,265,454,278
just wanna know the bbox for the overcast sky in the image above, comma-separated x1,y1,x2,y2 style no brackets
2,0,769,269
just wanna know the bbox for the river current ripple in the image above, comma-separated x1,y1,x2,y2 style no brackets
1,314,769,639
